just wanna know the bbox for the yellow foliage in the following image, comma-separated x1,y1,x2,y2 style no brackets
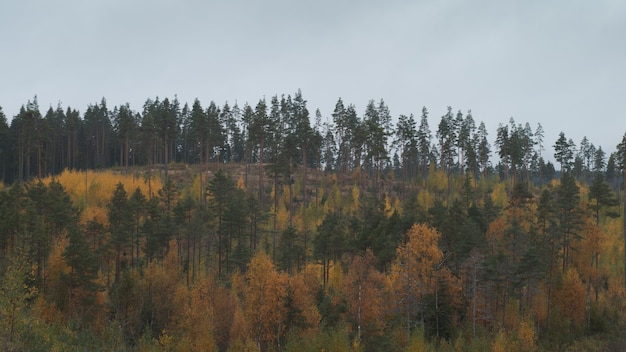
229,274,249,341
516,319,537,351
549,178,562,190
417,189,434,210
392,224,444,301
270,184,276,210
45,237,71,318
490,182,508,209
426,167,447,195
188,174,203,202
237,175,246,190
235,252,288,349
44,168,161,212
406,329,434,352
329,184,341,211
172,279,217,351
477,176,492,198
283,184,292,210
391,196,402,216
81,205,108,226
139,242,183,333
575,220,603,281
349,185,360,214
491,330,508,352
384,195,393,217
157,329,174,349
328,260,344,291
491,317,537,352
276,205,289,232
601,217,623,279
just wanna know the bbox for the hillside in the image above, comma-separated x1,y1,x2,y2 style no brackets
1,160,625,351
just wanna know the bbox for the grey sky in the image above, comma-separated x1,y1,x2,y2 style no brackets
1,0,625,159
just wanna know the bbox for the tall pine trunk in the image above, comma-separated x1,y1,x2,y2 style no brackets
259,136,264,209
623,154,626,290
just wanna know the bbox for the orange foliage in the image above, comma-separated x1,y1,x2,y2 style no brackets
289,270,322,333
237,175,246,190
554,268,586,328
344,250,387,340
575,220,603,281
234,252,288,350
486,217,507,252
172,279,217,351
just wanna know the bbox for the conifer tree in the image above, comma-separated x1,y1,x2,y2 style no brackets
108,182,134,285
554,132,574,173
588,172,619,225
476,121,491,178
112,103,137,172
395,113,418,181
617,132,626,289
557,172,582,272
208,169,235,278
63,225,101,322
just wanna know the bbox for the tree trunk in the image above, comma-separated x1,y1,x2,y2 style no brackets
357,281,362,343
623,157,626,290
38,142,44,177
125,136,129,174
259,136,264,209
302,148,307,205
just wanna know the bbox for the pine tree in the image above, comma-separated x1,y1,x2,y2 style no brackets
395,113,418,182
250,98,270,208
112,103,137,172
593,146,606,174
557,172,582,272
314,211,347,288
108,182,133,285
476,121,491,178
417,106,431,181
437,107,457,176
588,172,619,225
63,225,101,322
617,132,626,290
554,132,574,173
208,169,235,278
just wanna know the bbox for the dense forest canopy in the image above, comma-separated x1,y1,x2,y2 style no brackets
1,92,626,351
0,92,623,185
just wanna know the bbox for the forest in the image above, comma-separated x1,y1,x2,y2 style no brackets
1,91,626,351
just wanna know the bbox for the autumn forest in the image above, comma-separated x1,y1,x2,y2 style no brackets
1,92,626,351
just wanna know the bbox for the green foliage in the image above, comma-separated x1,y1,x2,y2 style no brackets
0,256,38,351
1,91,625,351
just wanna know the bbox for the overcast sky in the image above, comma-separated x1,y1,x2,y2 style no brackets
1,0,625,159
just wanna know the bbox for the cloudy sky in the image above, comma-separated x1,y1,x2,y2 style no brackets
1,0,625,159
